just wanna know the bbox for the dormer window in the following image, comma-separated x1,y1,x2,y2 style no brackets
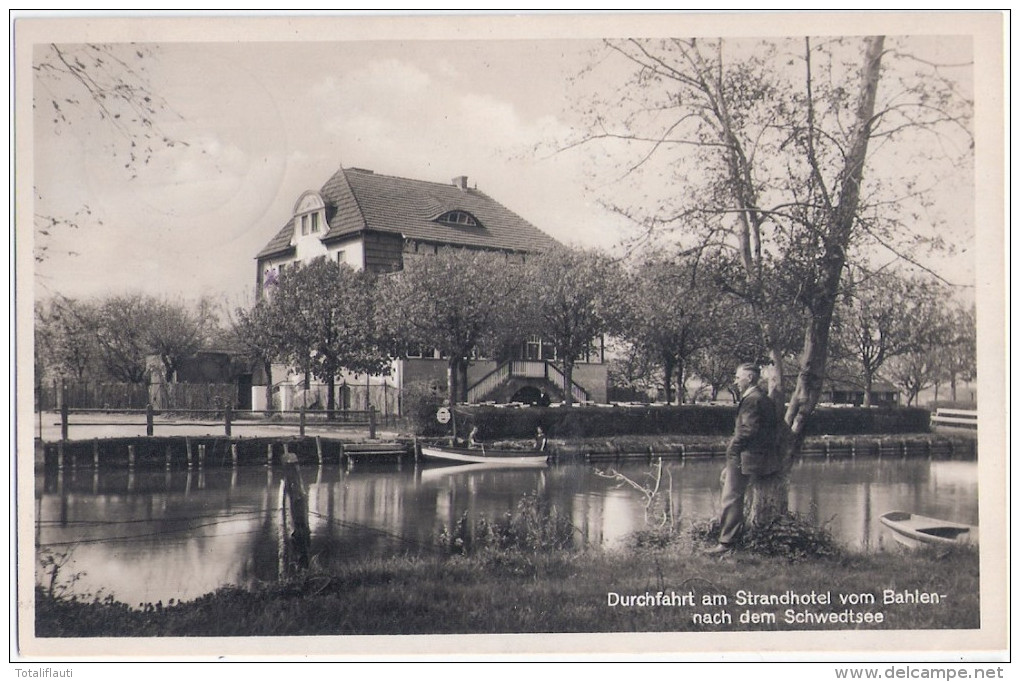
436,210,481,227
294,191,326,239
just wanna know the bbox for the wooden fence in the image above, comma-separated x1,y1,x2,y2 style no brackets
52,404,384,440
37,381,236,411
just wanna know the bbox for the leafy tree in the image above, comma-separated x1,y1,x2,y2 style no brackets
619,254,720,404
832,270,947,406
521,246,623,406
232,297,285,413
567,36,972,524
379,249,522,408
34,297,101,382
885,351,941,406
932,302,977,403
93,294,153,384
269,258,393,413
146,297,217,383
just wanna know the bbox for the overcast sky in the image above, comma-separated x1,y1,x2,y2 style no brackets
23,13,994,312
31,32,633,307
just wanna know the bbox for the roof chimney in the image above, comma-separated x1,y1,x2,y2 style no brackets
452,175,469,191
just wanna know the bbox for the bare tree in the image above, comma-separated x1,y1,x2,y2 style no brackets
567,36,972,525
32,43,188,261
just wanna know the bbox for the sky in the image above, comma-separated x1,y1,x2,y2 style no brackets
29,30,632,308
21,13,995,314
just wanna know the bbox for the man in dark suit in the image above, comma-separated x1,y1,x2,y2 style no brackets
707,362,779,554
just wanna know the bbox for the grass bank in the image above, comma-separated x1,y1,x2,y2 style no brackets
36,540,978,637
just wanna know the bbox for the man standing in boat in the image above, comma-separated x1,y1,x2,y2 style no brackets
707,362,779,554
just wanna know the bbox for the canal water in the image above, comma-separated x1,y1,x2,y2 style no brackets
34,457,978,607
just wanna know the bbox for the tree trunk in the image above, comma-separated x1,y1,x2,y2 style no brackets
458,358,470,403
863,373,873,407
326,373,336,418
677,358,686,405
263,361,273,415
447,360,459,407
662,356,676,405
563,359,575,407
747,37,885,530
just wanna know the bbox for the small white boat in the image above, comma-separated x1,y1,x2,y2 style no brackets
419,444,549,466
880,511,977,548
419,461,548,481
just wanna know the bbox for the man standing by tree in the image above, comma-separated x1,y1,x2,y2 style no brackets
708,362,779,554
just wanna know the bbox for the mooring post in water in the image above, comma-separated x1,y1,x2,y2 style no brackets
231,442,238,467
186,437,193,469
57,441,64,470
224,405,232,437
315,436,323,465
93,438,100,468
282,450,311,570
146,403,154,437
198,443,206,468
300,405,306,437
165,443,172,469
128,444,136,468
266,442,274,467
413,437,420,462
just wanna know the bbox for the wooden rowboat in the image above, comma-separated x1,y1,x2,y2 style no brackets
880,511,977,549
419,444,549,466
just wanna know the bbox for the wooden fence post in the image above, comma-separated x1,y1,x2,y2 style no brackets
146,403,154,437
224,405,232,437
369,406,376,439
281,450,311,570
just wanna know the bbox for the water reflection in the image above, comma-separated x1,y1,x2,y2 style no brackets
35,457,978,606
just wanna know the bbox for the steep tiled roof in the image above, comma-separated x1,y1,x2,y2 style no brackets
256,167,561,260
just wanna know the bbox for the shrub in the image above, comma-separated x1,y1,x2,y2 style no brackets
438,493,577,556
688,514,841,561
458,404,932,439
401,381,447,436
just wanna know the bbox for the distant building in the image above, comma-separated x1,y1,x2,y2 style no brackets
253,166,607,413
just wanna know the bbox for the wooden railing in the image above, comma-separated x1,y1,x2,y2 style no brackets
466,360,589,404
930,408,978,429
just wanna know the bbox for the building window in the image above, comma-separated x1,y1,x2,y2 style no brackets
435,210,481,227
311,212,320,233
336,250,346,265
301,215,309,235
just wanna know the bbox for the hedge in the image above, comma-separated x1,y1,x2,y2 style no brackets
453,404,933,440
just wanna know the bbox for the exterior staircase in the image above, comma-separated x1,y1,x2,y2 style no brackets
466,360,589,404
